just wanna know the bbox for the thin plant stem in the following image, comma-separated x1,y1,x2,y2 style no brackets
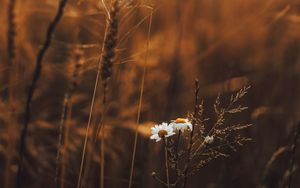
76,8,110,187
98,1,120,184
182,80,200,188
128,8,153,188
59,45,83,188
288,121,300,188
99,0,120,186
164,137,170,188
100,124,105,188
76,72,100,188
99,94,110,188
261,146,288,185
16,1,68,187
80,105,108,187
60,102,72,188
5,0,17,187
152,173,169,187
76,47,105,188
55,94,68,188
175,131,181,178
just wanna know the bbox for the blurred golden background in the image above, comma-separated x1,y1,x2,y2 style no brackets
0,0,300,187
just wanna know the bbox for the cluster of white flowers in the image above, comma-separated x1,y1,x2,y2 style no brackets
150,118,214,144
150,118,193,142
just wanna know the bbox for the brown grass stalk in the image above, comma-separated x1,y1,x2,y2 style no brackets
261,146,288,185
60,101,73,188
99,2,119,187
56,47,83,188
128,7,153,188
182,80,200,188
100,123,105,188
16,0,68,187
80,107,107,188
55,94,68,188
77,1,119,187
288,121,300,188
76,38,105,188
5,0,17,188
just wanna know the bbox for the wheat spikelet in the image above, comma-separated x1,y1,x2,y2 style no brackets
99,2,119,187
100,0,119,105
76,1,119,188
7,0,16,65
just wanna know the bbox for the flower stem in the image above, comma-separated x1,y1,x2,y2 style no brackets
183,79,200,188
163,137,170,188
175,130,181,178
152,172,169,187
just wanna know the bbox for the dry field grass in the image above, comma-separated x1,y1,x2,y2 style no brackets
0,0,300,187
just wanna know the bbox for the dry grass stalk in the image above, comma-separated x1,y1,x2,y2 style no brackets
128,6,153,188
288,121,300,188
77,1,119,188
55,47,84,188
261,122,300,187
1,0,298,187
16,0,68,187
182,79,201,188
100,2,119,187
5,1,17,188
261,146,289,186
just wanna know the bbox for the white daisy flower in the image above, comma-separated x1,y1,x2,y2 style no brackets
204,136,214,144
169,118,193,132
150,122,175,142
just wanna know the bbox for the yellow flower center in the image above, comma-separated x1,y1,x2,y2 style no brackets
175,118,187,123
158,130,168,138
